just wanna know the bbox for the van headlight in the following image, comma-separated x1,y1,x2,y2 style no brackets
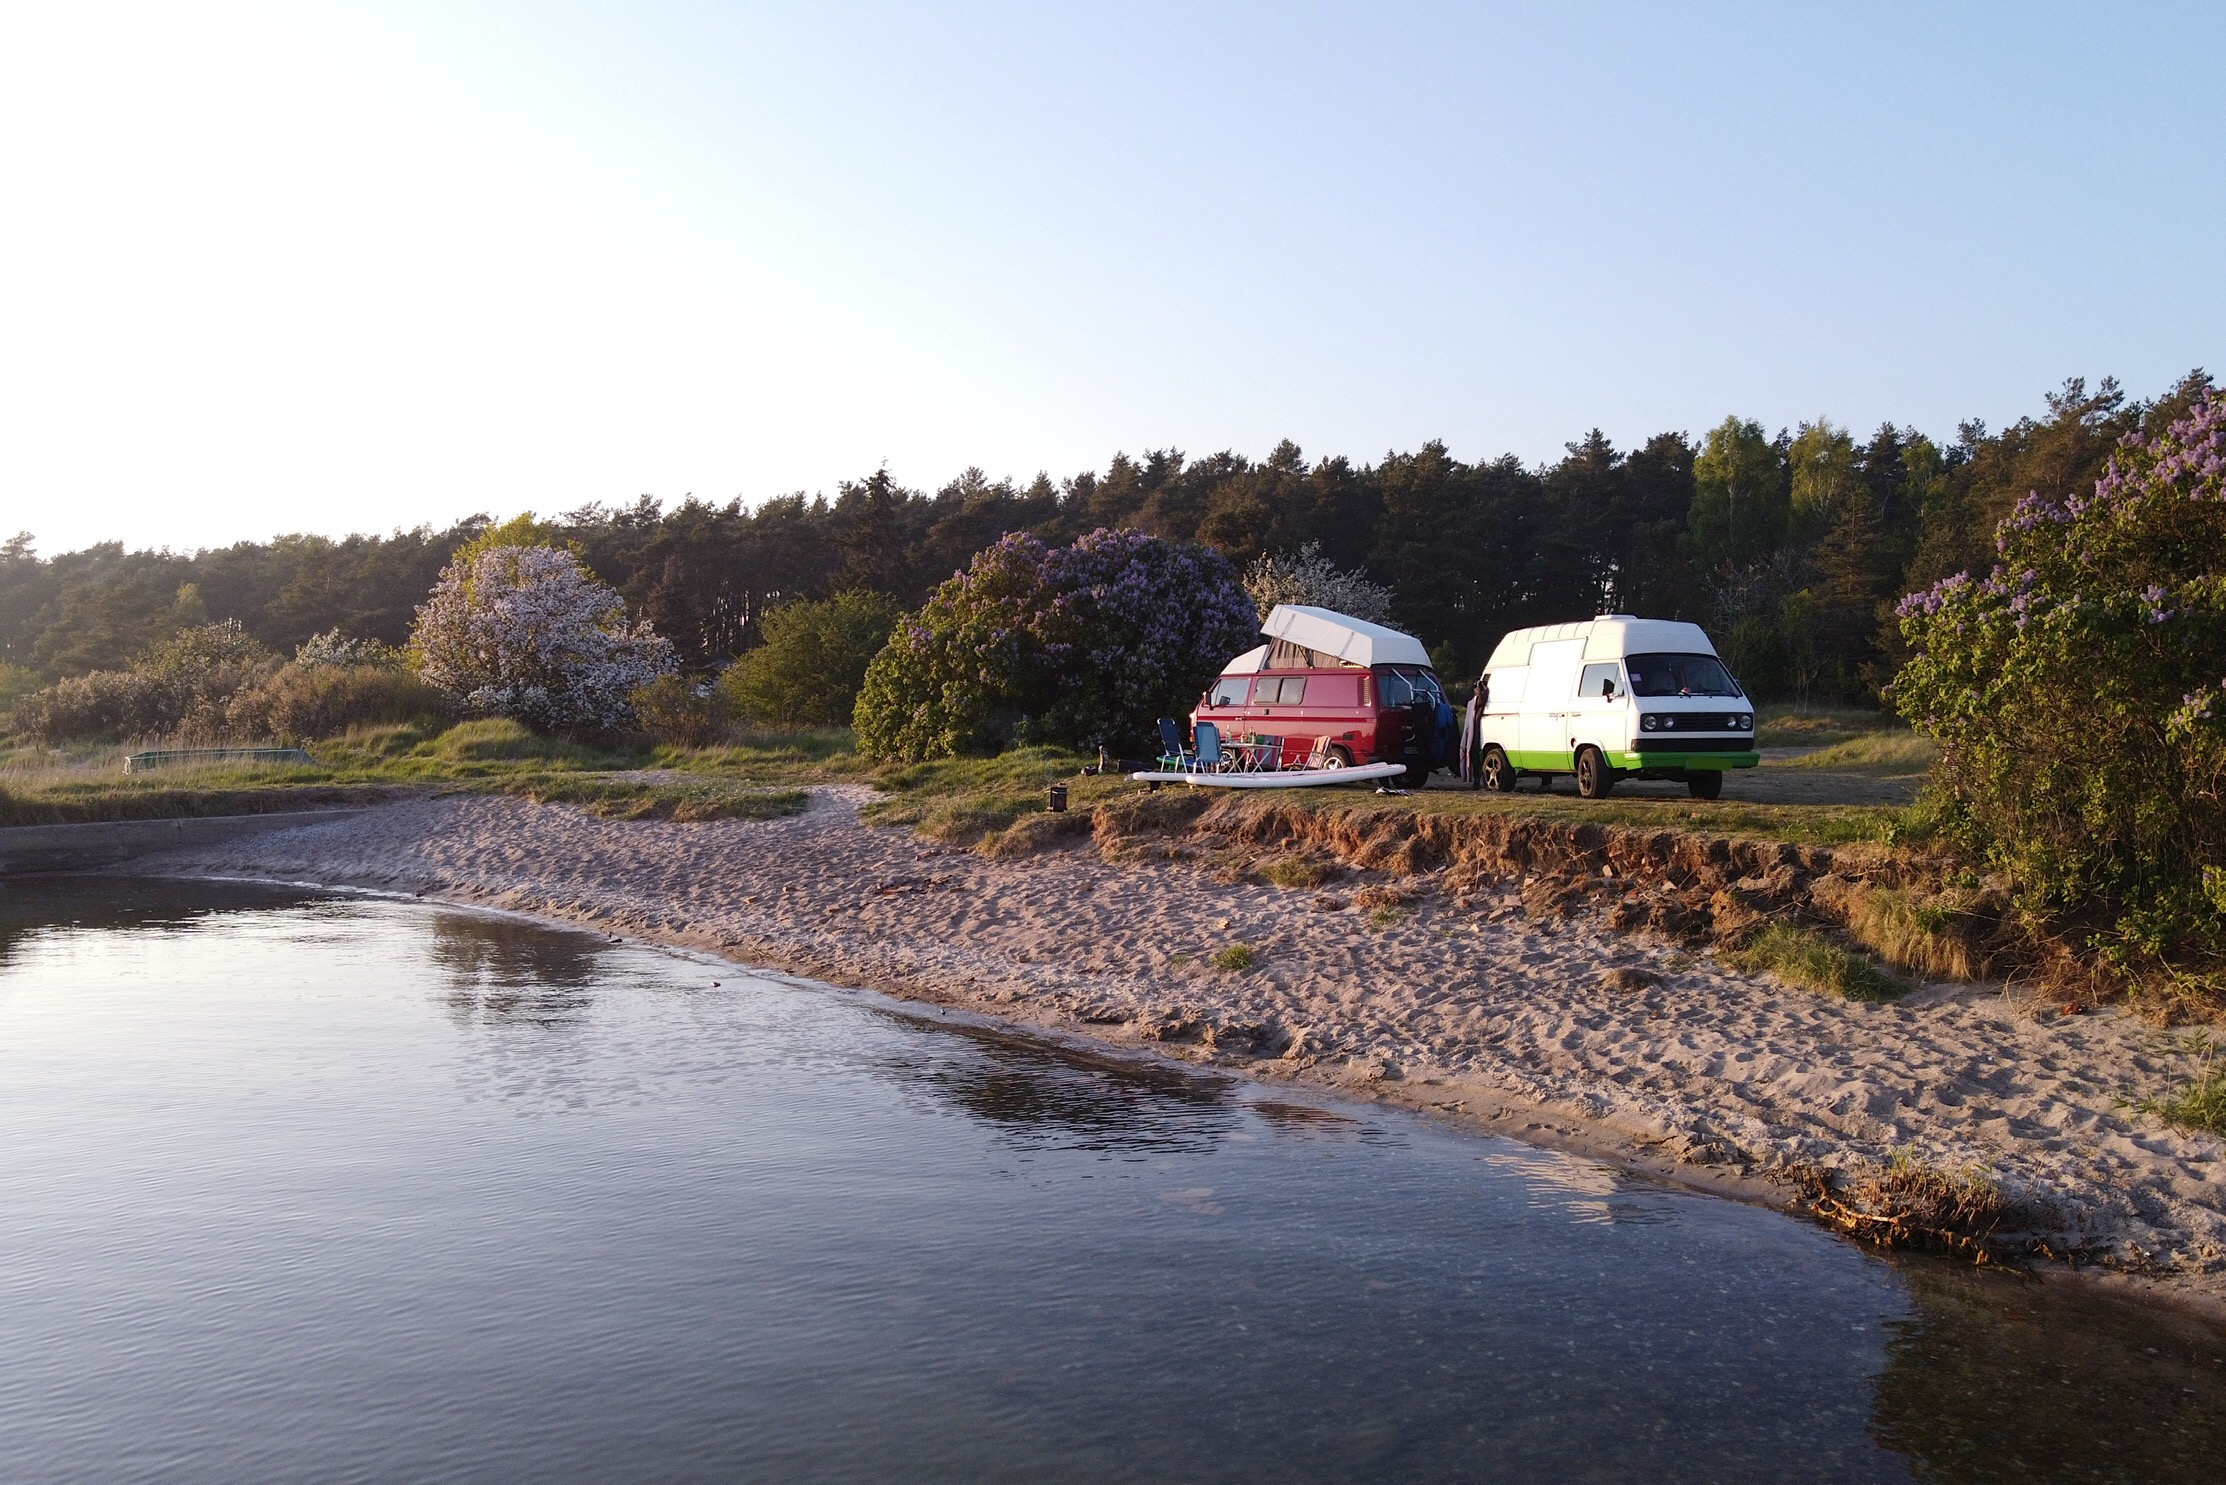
1738,713,1753,730
1641,714,1659,731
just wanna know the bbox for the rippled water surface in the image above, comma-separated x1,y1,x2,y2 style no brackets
0,877,2220,1483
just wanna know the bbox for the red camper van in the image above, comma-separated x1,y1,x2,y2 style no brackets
1190,605,1449,787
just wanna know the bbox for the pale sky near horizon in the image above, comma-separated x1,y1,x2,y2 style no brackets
1,2,2219,557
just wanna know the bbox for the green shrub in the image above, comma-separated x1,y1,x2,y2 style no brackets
722,591,901,729
14,622,277,742
227,663,452,743
629,675,726,748
1893,393,2226,978
852,528,1256,761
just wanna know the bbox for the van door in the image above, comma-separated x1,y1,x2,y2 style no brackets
1518,638,1584,772
1571,660,1629,765
1297,670,1365,765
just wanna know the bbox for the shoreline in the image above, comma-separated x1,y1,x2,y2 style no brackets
124,788,2226,1326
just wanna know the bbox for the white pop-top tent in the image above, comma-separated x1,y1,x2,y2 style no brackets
1260,605,1432,668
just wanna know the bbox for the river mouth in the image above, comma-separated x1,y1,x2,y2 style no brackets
0,875,2219,1483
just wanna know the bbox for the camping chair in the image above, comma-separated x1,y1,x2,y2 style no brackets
1193,722,1224,773
1156,717,1194,772
1302,736,1333,770
1242,733,1284,772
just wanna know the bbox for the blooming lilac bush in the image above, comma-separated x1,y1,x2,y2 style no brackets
410,544,675,734
853,528,1258,760
1893,393,2226,981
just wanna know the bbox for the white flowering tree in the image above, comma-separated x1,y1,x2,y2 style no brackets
1241,542,1396,623
410,544,674,732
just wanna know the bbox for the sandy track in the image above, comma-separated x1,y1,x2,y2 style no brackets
145,789,2224,1304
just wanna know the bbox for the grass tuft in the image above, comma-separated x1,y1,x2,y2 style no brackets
1209,943,1258,972
1836,885,1981,980
1261,854,1337,889
1730,922,1905,1001
2139,1043,2226,1136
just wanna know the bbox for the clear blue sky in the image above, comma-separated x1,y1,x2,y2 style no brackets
2,2,2218,554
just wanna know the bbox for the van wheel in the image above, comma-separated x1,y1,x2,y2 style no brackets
1480,745,1517,793
1687,769,1723,800
1575,746,1615,800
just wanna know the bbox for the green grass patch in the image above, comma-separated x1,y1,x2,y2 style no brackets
1209,943,1258,971
1229,780,1917,849
859,746,1120,846
1755,705,1899,749
662,729,867,784
1729,922,1906,1001
1770,731,1939,777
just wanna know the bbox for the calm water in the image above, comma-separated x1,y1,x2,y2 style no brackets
0,878,2220,1484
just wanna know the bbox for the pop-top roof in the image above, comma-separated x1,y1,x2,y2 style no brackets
1261,605,1432,668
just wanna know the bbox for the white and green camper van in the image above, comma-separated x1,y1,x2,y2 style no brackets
1462,615,1758,800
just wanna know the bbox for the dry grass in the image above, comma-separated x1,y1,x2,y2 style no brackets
1798,1151,2020,1263
1260,854,1339,889
1836,884,1985,980
1729,922,1906,1001
977,808,1096,858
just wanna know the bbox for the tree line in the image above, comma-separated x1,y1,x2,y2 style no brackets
1,370,2209,703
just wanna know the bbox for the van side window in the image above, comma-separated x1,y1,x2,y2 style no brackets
1579,662,1621,699
1252,678,1307,705
1208,676,1248,707
1276,677,1307,705
1306,674,1360,707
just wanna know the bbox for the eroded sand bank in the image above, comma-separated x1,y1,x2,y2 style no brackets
143,788,2226,1306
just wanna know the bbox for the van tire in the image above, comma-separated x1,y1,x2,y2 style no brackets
1687,769,1723,800
1575,746,1615,800
1480,745,1517,793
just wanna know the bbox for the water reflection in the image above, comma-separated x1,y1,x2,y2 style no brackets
0,873,327,968
1484,1148,1682,1226
2,878,2222,1484
1873,1263,2226,1483
426,909,607,1028
889,1019,1241,1153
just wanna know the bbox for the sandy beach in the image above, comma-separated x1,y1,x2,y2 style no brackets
143,787,2226,1308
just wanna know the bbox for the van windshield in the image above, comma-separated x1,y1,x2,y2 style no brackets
1625,653,1742,698
1376,668,1444,707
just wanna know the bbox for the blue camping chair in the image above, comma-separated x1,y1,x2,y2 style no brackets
1157,717,1193,772
1193,722,1223,772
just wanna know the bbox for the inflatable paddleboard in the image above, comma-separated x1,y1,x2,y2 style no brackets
1128,761,1409,789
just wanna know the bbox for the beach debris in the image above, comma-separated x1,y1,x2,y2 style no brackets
1790,1154,2026,1266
